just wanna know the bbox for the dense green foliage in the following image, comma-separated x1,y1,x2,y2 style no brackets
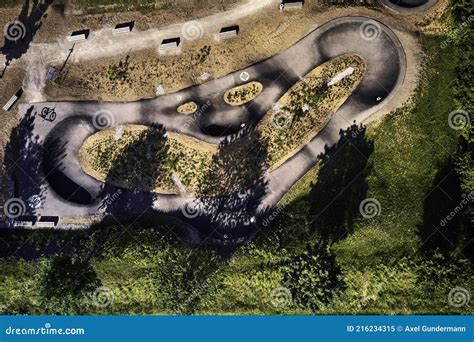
452,1,474,194
283,244,344,311
455,126,473,193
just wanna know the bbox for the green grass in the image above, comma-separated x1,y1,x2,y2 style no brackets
264,34,463,269
335,34,461,268
73,0,174,14
198,34,472,314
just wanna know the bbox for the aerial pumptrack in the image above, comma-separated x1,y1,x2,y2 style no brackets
8,15,411,246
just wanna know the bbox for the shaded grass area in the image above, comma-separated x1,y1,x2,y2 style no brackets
0,0,22,8
0,223,222,315
198,33,473,314
72,0,175,14
205,33,473,313
0,31,472,314
334,34,463,268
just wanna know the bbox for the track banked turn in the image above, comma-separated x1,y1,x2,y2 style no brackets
380,0,438,12
15,16,406,246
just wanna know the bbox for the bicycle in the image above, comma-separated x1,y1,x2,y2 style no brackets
37,107,57,122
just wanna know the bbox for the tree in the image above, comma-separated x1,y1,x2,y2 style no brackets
283,242,344,311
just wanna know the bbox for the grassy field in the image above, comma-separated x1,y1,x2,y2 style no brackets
70,0,241,15
334,34,462,268
71,0,189,14
200,33,473,314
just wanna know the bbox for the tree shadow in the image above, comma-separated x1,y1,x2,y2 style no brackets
0,107,73,261
1,0,53,63
41,255,100,298
2,106,47,218
309,124,374,242
79,121,272,256
104,124,169,192
179,125,269,254
93,124,166,216
87,124,195,249
417,158,473,261
43,133,96,204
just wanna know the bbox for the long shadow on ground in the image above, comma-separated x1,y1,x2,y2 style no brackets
1,0,53,63
417,158,473,261
309,124,374,243
2,107,47,218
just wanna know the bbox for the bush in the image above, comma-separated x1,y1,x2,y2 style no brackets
283,243,344,311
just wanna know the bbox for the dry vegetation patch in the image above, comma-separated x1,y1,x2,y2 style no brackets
79,124,217,194
259,54,366,169
177,101,198,115
224,81,263,106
